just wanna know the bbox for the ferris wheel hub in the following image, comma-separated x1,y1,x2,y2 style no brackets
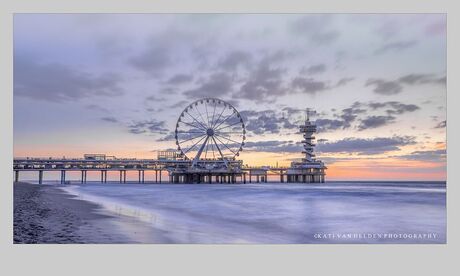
206,128,215,136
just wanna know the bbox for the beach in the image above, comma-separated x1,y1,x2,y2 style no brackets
13,182,161,244
14,181,446,244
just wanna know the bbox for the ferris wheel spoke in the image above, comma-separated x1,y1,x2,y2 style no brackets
214,133,241,145
192,104,209,128
214,121,241,132
215,131,243,135
214,136,238,155
211,136,225,159
179,133,207,144
185,112,208,130
214,112,236,130
180,120,207,131
210,140,216,159
204,101,211,126
210,101,217,127
183,135,207,154
211,105,228,128
176,130,205,134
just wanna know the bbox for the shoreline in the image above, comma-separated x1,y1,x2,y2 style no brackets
13,182,163,244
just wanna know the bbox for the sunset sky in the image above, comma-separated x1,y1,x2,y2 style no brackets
13,14,446,181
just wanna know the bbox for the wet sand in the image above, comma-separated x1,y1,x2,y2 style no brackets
13,182,161,244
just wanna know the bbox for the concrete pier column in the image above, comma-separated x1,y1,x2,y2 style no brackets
243,173,246,184
84,170,87,183
138,170,141,183
257,175,260,183
142,170,145,183
249,172,252,183
265,174,268,183
14,170,19,183
38,170,43,184
208,174,212,184
280,174,284,183
159,170,162,183
100,170,104,183
81,171,85,183
123,170,126,183
119,170,122,183
61,170,66,184
104,171,107,183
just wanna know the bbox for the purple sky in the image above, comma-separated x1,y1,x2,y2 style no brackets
13,14,446,180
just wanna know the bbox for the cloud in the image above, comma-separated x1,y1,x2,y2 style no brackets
290,15,340,45
183,72,233,98
291,77,328,94
396,149,446,162
317,105,365,132
366,74,445,95
101,117,118,123
374,40,417,55
156,131,176,142
336,77,355,86
434,120,446,129
129,45,171,76
368,101,420,115
240,109,297,135
358,115,396,130
365,79,402,95
219,50,252,70
166,74,194,85
243,140,300,153
127,119,168,134
316,136,416,155
14,56,123,102
301,64,326,75
398,74,446,85
169,100,189,109
145,95,166,102
315,119,347,132
235,59,285,101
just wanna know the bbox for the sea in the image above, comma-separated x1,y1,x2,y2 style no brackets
50,181,447,244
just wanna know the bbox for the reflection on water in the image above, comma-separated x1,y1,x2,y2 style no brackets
62,182,446,244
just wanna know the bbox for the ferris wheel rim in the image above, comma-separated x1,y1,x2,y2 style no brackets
174,98,246,161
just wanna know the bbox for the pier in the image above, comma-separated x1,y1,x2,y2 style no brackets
13,98,326,184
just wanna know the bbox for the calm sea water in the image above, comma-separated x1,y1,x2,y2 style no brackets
60,182,446,244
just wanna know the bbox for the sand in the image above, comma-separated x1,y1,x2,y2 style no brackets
13,182,160,244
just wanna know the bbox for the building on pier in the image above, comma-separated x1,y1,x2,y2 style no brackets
286,109,327,183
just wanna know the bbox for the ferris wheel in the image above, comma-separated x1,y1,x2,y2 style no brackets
175,98,246,163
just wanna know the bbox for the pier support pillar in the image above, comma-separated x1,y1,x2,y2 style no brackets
38,170,43,184
119,170,122,183
123,170,127,183
60,170,66,184
81,170,84,183
159,170,162,183
14,170,19,183
257,175,260,183
155,170,158,183
243,173,246,184
249,172,252,183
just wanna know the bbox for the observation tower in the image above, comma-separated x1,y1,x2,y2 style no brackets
286,109,327,183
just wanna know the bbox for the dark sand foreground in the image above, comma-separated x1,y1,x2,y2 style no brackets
13,182,157,244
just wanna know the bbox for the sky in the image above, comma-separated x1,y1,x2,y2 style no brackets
13,14,446,181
